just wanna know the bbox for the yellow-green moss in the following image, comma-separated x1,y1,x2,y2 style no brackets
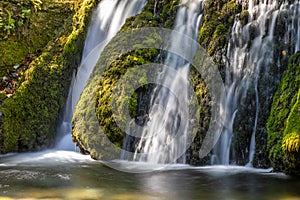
267,52,300,175
283,132,299,155
0,0,77,78
0,0,97,153
281,89,300,173
199,0,239,56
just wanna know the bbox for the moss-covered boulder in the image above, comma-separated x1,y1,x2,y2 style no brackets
267,52,300,176
72,0,237,164
0,0,97,153
72,0,182,159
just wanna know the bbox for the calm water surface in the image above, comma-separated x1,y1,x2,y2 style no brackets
0,150,299,200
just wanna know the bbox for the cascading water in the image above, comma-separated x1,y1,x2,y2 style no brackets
125,0,203,164
56,0,146,150
212,0,300,166
283,0,300,53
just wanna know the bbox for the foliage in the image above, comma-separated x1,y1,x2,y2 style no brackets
17,9,31,27
0,1,31,40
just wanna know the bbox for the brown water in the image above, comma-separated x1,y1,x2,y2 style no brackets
0,150,299,200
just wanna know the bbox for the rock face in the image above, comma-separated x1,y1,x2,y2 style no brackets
0,0,97,153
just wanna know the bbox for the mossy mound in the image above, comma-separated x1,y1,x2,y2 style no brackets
267,52,300,175
72,0,229,165
72,0,181,159
72,0,240,163
0,0,97,153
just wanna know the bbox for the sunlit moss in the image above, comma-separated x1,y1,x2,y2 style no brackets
199,0,239,56
0,0,97,153
282,133,299,154
0,0,76,77
267,52,300,175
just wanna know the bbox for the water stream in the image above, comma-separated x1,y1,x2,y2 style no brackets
212,0,300,165
127,0,203,164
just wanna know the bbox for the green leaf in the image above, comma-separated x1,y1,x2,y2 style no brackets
5,25,12,30
13,64,20,69
18,21,23,27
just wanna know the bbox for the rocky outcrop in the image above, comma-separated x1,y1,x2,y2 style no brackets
0,0,97,153
72,0,181,159
72,0,239,162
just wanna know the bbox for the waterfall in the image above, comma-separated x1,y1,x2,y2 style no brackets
125,0,203,164
212,0,300,166
284,0,300,53
55,0,146,150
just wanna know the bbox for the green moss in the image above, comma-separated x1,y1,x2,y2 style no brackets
281,89,300,174
0,0,97,153
0,0,76,78
213,24,227,39
283,89,300,137
121,0,179,31
267,52,300,175
186,67,212,165
96,50,157,146
199,0,239,56
0,39,29,77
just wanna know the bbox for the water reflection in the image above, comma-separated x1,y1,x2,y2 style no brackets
0,151,299,200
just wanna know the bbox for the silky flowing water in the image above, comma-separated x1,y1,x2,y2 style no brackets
131,0,203,164
0,151,300,200
212,0,300,165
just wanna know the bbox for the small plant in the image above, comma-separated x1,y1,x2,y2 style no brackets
4,9,15,39
18,9,31,27
22,9,31,19
31,0,42,12
0,4,33,40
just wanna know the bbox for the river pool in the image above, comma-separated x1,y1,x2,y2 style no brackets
0,150,299,200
